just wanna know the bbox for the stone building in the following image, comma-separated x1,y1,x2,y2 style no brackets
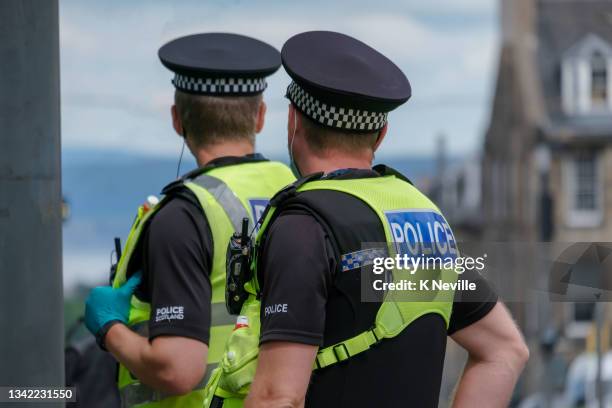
482,0,612,401
484,0,612,241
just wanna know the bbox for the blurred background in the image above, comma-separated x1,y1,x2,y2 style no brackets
57,0,612,406
60,0,497,291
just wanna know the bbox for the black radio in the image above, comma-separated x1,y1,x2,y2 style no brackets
225,217,253,315
109,237,122,285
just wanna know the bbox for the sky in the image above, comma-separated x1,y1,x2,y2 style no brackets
59,0,500,159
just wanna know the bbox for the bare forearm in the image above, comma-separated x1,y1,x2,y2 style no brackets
452,356,520,408
245,342,315,408
245,369,306,408
105,323,181,393
450,302,529,407
245,393,304,408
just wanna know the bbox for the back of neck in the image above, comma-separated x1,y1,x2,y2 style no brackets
194,140,255,167
301,150,373,176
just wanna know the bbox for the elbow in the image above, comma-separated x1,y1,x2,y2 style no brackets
273,396,305,408
513,338,530,370
148,358,206,396
246,389,304,408
156,366,203,396
470,337,530,377
161,382,192,397
252,397,304,408
497,337,530,376
140,337,208,396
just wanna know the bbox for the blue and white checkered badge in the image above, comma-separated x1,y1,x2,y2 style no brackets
385,210,458,259
341,247,388,272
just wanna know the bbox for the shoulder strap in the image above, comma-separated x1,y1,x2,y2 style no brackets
372,164,413,185
315,298,449,370
252,171,323,234
269,172,324,206
315,326,384,369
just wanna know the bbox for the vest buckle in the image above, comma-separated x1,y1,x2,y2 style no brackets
370,327,382,346
332,343,350,362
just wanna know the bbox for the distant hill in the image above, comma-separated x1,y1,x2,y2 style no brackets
63,148,455,213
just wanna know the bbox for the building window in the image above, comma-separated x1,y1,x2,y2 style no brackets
574,302,596,322
561,34,612,115
575,152,597,210
492,160,509,220
565,302,596,339
564,151,603,228
591,51,608,107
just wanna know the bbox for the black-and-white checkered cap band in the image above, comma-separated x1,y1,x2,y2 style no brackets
172,73,267,95
287,81,388,131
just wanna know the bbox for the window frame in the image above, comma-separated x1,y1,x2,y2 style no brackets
563,150,604,228
590,50,608,108
561,34,612,116
564,302,596,339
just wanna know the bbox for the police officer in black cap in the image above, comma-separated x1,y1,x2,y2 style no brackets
84,33,294,408
245,31,529,407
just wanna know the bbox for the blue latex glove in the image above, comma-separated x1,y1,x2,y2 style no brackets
85,272,142,341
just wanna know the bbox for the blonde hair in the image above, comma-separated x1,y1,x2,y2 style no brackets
174,90,262,147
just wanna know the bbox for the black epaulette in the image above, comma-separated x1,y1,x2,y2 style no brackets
269,172,324,207
160,166,207,195
161,178,185,196
159,179,202,211
373,164,413,185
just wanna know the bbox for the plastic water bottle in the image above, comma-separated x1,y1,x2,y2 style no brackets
234,315,249,330
143,195,159,213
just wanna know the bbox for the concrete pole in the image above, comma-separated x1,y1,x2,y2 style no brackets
0,0,64,402
595,302,605,408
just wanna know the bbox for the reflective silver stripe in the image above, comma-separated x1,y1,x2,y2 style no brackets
121,382,163,408
211,302,236,326
120,376,208,407
202,363,218,384
191,174,251,233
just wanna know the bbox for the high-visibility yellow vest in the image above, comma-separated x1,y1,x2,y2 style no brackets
111,159,295,407
202,171,458,407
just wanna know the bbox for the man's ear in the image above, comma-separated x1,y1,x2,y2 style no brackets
171,105,183,137
287,104,304,142
287,104,294,137
255,100,267,134
373,124,388,153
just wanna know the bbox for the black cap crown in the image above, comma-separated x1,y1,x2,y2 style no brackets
282,31,411,132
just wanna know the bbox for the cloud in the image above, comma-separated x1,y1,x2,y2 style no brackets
59,0,498,157
405,0,495,14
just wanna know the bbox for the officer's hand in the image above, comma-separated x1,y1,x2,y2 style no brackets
84,272,142,344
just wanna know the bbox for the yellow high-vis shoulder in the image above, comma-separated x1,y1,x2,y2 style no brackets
112,160,295,408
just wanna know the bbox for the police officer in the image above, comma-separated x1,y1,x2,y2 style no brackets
244,31,530,407
84,33,295,407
